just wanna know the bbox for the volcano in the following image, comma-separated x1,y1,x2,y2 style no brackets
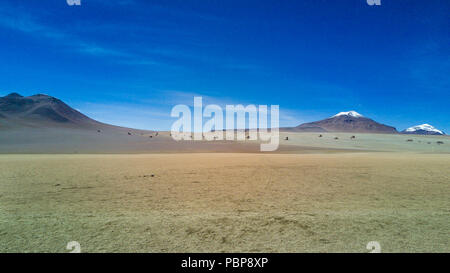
401,124,445,135
0,92,148,134
288,111,398,134
0,93,105,128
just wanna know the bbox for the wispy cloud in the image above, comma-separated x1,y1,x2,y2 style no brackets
144,47,265,73
0,2,161,64
134,90,314,128
75,101,173,130
0,1,261,73
76,43,131,57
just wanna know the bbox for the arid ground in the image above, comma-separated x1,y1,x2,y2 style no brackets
1,132,449,252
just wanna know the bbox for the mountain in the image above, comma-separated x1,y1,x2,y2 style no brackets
401,124,445,135
288,111,398,133
0,92,105,128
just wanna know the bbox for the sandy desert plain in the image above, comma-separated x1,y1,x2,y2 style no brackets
0,130,449,252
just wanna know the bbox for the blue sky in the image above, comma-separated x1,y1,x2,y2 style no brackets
0,0,448,132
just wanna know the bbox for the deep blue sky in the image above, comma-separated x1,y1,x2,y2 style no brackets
0,0,448,131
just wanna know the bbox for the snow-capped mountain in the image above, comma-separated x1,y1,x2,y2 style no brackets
288,111,397,133
401,124,445,135
332,111,363,118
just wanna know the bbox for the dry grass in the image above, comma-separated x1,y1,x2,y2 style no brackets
0,153,449,252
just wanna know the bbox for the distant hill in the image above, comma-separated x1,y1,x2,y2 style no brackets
0,93,148,133
401,124,445,135
0,93,104,128
284,111,398,134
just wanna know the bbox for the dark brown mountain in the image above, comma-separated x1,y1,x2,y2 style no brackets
0,92,153,135
287,111,398,134
0,93,105,128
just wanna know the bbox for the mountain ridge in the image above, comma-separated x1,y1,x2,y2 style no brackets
1,94,445,136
